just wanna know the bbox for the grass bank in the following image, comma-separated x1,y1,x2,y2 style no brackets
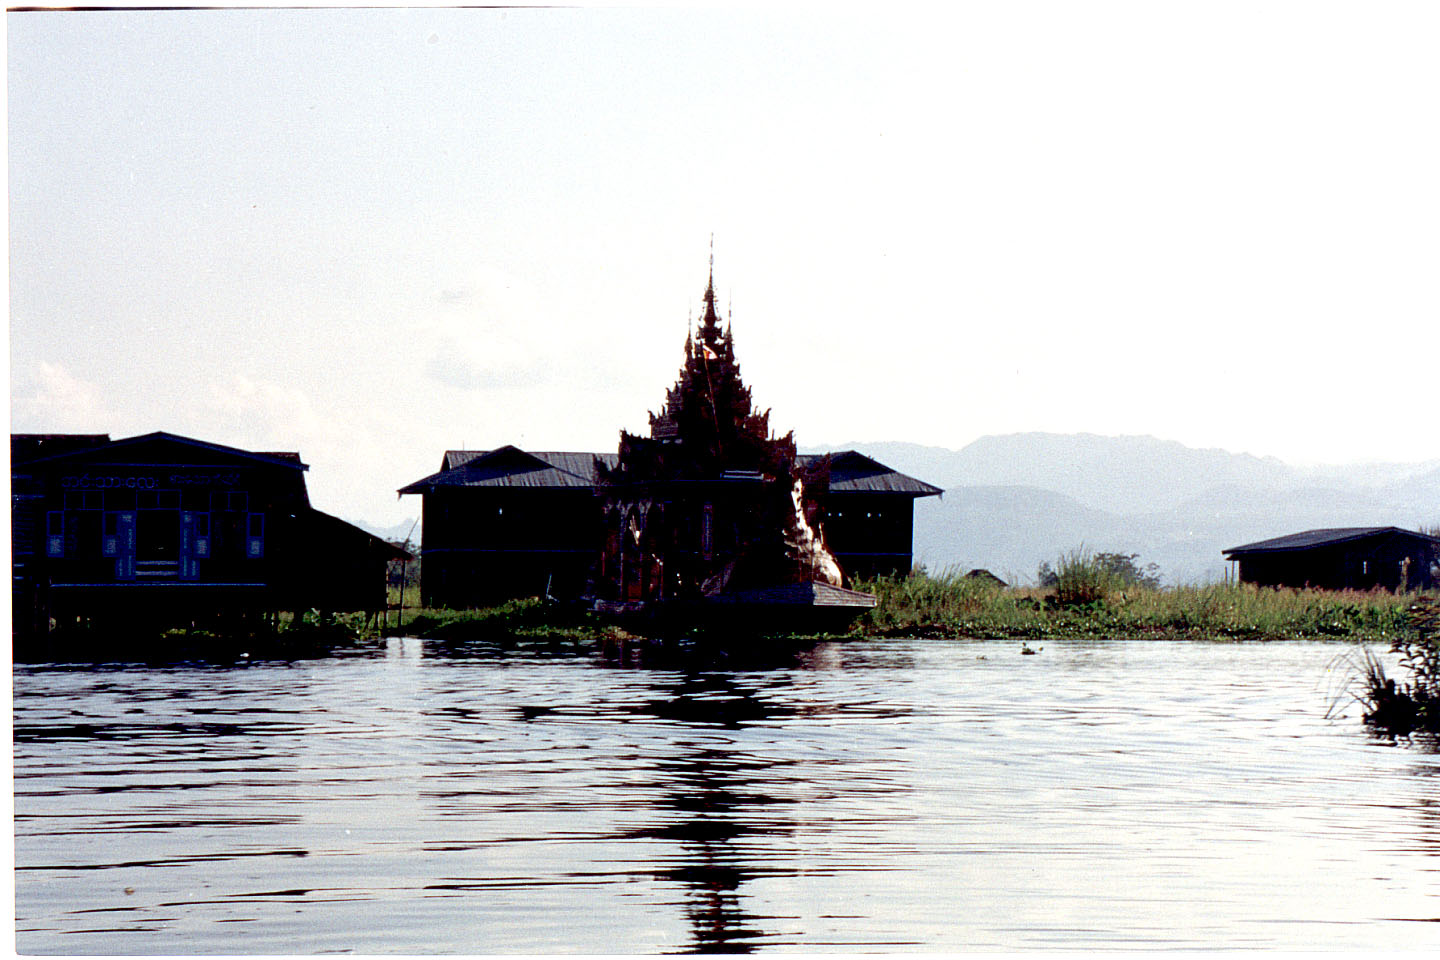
389,598,629,645
384,574,1422,647
854,567,1420,643
47,568,1415,663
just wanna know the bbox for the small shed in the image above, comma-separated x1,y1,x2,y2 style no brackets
964,568,1008,587
1223,527,1440,592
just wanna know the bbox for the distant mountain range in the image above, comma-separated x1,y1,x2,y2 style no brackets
356,433,1440,588
809,434,1440,586
349,517,423,550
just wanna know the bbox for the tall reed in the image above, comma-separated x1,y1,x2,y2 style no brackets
854,567,1417,643
1359,596,1440,734
1052,548,1121,606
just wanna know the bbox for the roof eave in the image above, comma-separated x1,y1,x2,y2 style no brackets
16,430,310,471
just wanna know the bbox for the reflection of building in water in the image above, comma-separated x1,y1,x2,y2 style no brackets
650,746,779,952
636,672,802,953
620,663,916,952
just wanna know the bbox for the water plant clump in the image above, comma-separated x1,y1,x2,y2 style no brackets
1360,597,1440,735
1039,548,1162,606
1052,548,1125,606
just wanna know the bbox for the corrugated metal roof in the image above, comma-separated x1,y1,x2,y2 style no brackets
11,431,308,471
801,451,944,497
402,446,941,497
11,434,112,464
444,450,484,471
303,509,414,560
400,448,614,494
1224,527,1440,555
442,449,619,474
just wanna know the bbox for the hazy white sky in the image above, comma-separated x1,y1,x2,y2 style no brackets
9,2,1440,526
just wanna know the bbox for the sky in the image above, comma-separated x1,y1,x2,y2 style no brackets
9,2,1440,529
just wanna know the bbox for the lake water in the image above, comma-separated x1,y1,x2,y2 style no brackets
12,636,1440,953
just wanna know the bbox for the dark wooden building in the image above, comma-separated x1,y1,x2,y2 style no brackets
397,446,608,607
399,447,939,608
1223,527,1440,592
812,450,942,581
398,272,941,610
11,431,408,640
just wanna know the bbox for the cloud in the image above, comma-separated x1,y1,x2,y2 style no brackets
205,374,326,446
11,362,105,431
198,374,413,522
422,346,553,394
417,265,588,394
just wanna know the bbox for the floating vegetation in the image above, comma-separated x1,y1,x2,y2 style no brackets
392,598,630,648
1357,597,1440,735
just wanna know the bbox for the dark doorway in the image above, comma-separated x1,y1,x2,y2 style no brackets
136,510,179,561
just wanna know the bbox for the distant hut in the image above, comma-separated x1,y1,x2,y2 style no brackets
1222,527,1440,592
964,568,1007,587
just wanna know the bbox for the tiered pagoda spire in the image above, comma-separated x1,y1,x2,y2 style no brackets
593,258,842,603
610,267,792,480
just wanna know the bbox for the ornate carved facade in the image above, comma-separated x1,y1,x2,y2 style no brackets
593,268,842,604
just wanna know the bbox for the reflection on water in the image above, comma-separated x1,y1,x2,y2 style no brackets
13,638,1440,953
627,667,915,953
645,700,795,952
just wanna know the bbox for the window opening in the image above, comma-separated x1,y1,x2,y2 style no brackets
246,512,265,558
194,513,211,555
105,489,137,511
137,490,179,510
46,512,64,557
136,508,181,561
180,510,210,579
103,512,137,579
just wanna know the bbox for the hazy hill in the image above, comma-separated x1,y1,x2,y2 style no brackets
349,517,422,548
908,486,1118,584
810,434,1440,586
826,434,1294,514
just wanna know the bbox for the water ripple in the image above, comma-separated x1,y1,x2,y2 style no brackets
13,638,1440,952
